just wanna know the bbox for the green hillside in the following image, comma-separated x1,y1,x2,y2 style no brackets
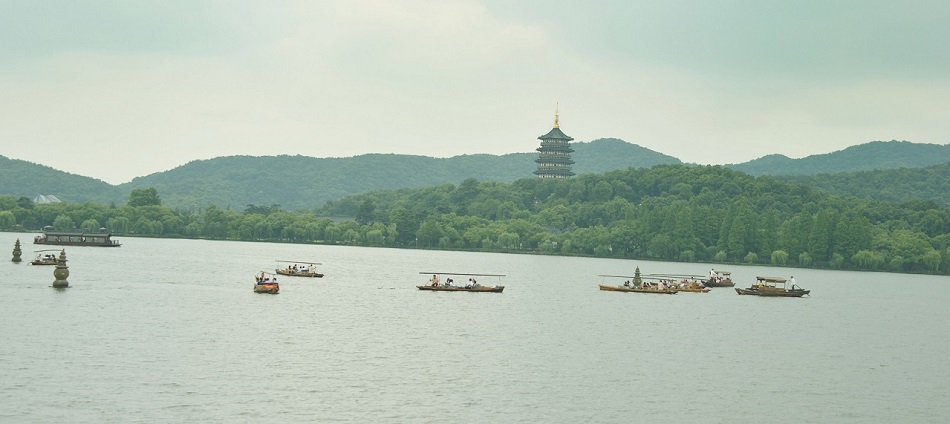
118,138,681,210
728,140,950,176
781,162,950,205
5,138,950,210
5,164,949,275
0,155,119,203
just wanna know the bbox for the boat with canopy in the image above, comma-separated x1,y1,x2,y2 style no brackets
704,270,735,287
417,272,505,293
34,231,120,247
275,260,324,278
643,273,711,293
30,249,60,266
735,276,810,297
253,271,280,294
597,268,677,294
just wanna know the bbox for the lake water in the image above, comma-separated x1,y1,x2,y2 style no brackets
2,232,948,423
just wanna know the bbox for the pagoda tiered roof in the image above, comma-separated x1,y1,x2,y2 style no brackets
534,156,575,165
537,127,574,141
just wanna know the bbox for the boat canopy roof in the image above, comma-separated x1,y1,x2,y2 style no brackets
756,276,787,283
645,273,705,279
598,274,638,279
276,260,321,265
713,270,731,275
34,249,61,253
419,272,506,277
43,231,112,237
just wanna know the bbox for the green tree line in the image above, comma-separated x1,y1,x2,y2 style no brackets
2,165,950,274
781,162,950,205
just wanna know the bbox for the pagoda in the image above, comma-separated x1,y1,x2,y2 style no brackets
533,106,575,179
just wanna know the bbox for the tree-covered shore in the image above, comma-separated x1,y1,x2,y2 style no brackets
3,165,949,274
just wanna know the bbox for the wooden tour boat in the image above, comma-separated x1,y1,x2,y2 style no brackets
704,270,735,287
597,268,678,294
275,260,323,278
31,249,60,266
253,271,280,294
417,272,505,293
598,282,677,294
34,231,120,247
735,276,810,297
644,273,711,293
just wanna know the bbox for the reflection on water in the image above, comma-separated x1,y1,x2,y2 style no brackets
1,233,947,423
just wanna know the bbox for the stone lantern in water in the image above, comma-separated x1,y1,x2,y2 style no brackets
52,249,69,288
633,266,643,286
12,238,22,263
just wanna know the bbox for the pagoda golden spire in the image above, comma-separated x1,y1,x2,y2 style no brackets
553,103,560,128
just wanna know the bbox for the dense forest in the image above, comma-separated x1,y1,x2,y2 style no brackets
3,165,949,275
780,162,950,205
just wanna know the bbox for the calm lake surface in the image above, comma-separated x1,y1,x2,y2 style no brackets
2,232,948,423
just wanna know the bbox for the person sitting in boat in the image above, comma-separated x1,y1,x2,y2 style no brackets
429,274,440,287
445,278,453,286
623,280,631,287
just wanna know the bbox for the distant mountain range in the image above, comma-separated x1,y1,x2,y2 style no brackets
727,140,950,176
2,139,948,209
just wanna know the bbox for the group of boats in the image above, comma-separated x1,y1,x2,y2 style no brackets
598,268,809,297
253,264,809,297
253,260,323,294
255,267,509,294
26,232,120,265
31,233,804,297
25,231,808,297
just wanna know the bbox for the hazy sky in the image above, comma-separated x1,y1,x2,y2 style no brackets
2,1,948,184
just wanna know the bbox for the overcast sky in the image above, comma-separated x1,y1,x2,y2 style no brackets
2,1,948,184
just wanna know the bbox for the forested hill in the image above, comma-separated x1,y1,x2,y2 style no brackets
4,164,949,274
780,162,950,205
5,138,950,210
728,140,950,176
117,138,680,210
0,155,119,203
313,164,950,274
